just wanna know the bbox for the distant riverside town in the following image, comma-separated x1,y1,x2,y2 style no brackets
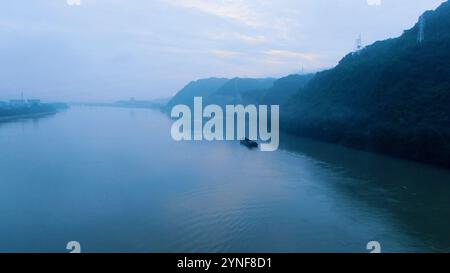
0,96,68,119
0,98,42,108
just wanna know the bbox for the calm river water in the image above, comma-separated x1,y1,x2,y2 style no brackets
0,107,449,252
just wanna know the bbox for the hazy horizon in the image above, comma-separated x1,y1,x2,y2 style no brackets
0,0,446,102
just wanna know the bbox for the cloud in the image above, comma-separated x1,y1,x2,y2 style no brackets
162,0,264,27
3,0,443,101
265,50,318,62
209,49,242,58
262,50,323,72
367,0,382,6
66,0,81,6
207,31,267,45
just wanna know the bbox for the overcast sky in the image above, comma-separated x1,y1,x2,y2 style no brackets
0,0,446,102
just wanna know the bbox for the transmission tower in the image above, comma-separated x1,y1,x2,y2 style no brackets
354,33,363,54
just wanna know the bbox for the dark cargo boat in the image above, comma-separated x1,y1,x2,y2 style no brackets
240,137,258,149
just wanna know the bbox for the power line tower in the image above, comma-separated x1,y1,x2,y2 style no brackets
417,15,425,44
354,34,363,54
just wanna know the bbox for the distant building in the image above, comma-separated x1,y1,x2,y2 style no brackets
9,99,25,107
27,99,41,106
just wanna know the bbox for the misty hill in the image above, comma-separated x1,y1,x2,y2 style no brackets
165,77,275,112
260,74,315,105
164,78,229,113
204,77,275,106
282,1,450,168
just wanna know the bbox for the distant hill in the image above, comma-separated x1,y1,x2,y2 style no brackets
282,0,450,167
164,78,229,113
164,77,275,113
261,74,315,105
204,77,276,106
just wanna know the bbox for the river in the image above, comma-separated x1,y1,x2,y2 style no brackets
0,106,449,252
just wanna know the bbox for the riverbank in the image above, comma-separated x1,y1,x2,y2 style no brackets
0,111,58,122
71,98,169,112
0,103,69,123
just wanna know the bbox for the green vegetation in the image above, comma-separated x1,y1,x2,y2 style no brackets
261,74,315,105
282,1,450,167
163,1,450,168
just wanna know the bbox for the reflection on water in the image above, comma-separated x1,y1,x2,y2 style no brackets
0,107,448,253
280,133,450,252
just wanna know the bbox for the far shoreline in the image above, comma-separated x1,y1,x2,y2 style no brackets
0,111,58,123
